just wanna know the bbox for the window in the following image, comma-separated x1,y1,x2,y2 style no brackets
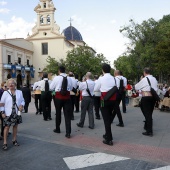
42,43,48,55
27,59,29,66
44,3,46,8
18,57,21,64
8,55,11,64
47,15,50,24
40,16,44,24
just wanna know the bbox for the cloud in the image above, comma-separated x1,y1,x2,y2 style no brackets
71,15,95,32
0,8,10,14
0,16,34,39
0,1,7,6
110,19,116,24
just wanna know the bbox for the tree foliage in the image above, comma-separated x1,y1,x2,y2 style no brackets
44,46,109,79
114,15,170,82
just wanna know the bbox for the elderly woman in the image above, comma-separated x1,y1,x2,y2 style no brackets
0,78,25,150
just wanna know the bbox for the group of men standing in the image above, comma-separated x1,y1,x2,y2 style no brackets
32,64,157,146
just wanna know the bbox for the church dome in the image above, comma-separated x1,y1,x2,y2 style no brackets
63,26,83,41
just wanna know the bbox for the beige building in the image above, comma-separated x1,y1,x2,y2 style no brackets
0,0,93,87
26,0,75,81
0,38,34,87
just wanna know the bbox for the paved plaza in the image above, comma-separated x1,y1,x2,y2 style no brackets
0,100,170,170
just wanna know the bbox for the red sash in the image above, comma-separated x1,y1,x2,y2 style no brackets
55,91,70,100
101,92,116,101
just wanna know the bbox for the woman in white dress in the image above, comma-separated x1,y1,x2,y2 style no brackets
0,78,25,150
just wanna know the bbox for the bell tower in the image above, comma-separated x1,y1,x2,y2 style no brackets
28,0,61,38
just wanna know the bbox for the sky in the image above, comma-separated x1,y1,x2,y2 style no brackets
0,0,170,66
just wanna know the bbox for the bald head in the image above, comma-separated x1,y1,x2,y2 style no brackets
114,70,120,76
86,72,93,79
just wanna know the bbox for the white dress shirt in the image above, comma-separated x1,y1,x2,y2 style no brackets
94,80,101,96
70,77,78,89
115,75,126,88
33,81,41,91
135,75,158,92
50,73,73,92
0,90,25,116
79,79,95,96
37,78,52,91
94,73,117,92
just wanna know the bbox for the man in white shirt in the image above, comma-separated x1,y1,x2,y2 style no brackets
77,72,95,129
50,66,73,138
74,74,80,113
135,67,158,137
37,72,52,121
94,64,121,146
112,70,124,127
94,75,101,119
68,72,78,120
33,80,42,115
120,71,127,113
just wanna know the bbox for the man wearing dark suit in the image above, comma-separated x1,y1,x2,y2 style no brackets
21,84,31,113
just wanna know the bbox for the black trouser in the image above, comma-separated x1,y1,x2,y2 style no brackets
111,97,124,124
41,92,52,120
24,102,29,113
35,94,42,113
0,116,4,137
55,98,72,134
121,92,126,113
140,97,155,133
70,95,75,118
101,100,119,141
94,96,101,118
75,94,80,112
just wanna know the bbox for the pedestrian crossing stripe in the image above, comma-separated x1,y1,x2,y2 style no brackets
152,167,170,170
63,152,130,170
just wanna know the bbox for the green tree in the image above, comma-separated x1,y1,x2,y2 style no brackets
44,46,110,79
65,46,109,79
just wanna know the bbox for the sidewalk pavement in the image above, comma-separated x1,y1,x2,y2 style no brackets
0,100,170,169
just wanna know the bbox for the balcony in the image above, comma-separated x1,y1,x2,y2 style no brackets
3,64,35,71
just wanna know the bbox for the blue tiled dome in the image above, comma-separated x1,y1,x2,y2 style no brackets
63,26,83,41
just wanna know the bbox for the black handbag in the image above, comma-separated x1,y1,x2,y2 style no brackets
103,78,118,101
146,77,160,102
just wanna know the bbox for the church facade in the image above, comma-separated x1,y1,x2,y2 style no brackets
0,0,89,87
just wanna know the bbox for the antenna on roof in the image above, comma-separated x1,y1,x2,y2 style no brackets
68,18,73,26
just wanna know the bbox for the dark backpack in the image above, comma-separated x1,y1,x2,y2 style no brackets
45,80,49,92
60,76,68,96
118,78,124,94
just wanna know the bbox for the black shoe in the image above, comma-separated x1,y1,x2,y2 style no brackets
88,126,94,129
103,134,107,139
77,123,83,128
48,118,52,120
103,139,113,146
39,112,42,115
96,117,101,120
44,119,48,121
2,144,7,150
35,112,38,115
116,123,124,127
65,134,71,138
53,129,61,133
12,140,19,146
142,132,153,137
123,111,126,113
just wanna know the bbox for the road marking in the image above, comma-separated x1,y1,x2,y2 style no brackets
151,166,170,170
63,152,130,170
